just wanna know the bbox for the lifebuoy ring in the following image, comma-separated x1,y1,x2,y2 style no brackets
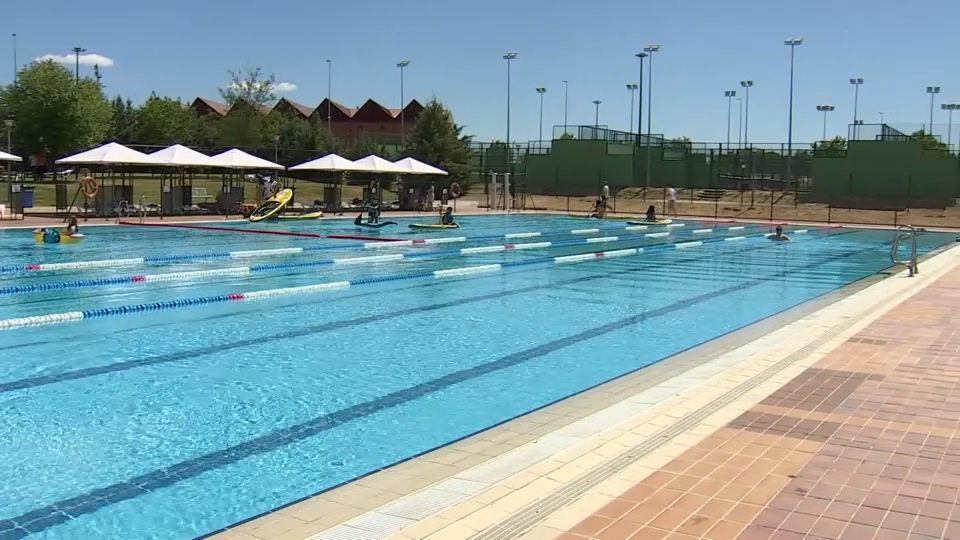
449,182,462,198
80,176,99,199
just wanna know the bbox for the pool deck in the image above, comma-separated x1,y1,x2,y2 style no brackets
199,239,960,540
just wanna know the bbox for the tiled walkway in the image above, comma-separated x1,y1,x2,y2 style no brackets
558,268,960,540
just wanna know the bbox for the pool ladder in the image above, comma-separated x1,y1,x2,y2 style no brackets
890,225,918,277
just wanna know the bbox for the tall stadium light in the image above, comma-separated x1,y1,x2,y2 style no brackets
535,87,547,143
562,80,569,137
71,47,85,82
740,80,753,148
634,52,647,145
503,52,517,171
11,34,16,82
926,86,941,136
326,60,332,136
849,78,863,139
642,44,660,188
784,38,803,177
724,90,737,150
626,83,639,133
816,104,835,141
592,100,602,129
397,60,410,146
943,103,959,150
737,97,743,148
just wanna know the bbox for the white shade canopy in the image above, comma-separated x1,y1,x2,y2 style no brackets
289,153,371,172
208,148,284,170
0,150,22,163
393,157,448,176
352,154,408,174
149,144,217,167
56,142,161,165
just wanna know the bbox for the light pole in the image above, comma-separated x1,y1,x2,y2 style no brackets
643,44,660,187
879,112,884,124
943,103,959,150
634,52,647,144
71,47,85,82
724,90,736,150
592,100,602,129
626,83,638,133
740,80,753,149
503,52,517,172
849,78,863,139
562,80,569,136
926,86,940,136
326,60,333,137
737,97,743,149
273,134,280,165
11,34,16,83
816,104,835,141
4,118,12,152
397,60,410,146
784,37,803,177
536,87,547,143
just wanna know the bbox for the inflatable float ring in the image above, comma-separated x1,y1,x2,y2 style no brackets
449,182,462,198
80,176,99,199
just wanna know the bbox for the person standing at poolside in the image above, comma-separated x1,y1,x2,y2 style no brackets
601,183,610,207
666,185,678,217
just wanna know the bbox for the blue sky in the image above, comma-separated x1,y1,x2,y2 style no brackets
4,0,960,146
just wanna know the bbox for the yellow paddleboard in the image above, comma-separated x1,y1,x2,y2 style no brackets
249,189,293,222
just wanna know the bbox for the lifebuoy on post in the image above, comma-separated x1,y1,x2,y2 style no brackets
449,182,462,198
80,176,99,199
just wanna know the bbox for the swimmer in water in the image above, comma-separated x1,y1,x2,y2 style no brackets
769,225,790,242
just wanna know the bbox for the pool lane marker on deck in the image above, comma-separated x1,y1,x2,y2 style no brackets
0,226,774,297
0,221,710,275
0,228,820,330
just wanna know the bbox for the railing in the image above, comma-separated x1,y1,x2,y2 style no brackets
890,224,919,277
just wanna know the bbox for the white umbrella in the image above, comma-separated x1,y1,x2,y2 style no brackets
56,142,162,165
0,150,22,163
393,157,448,176
149,144,216,167
289,153,372,172
352,154,407,174
209,148,284,170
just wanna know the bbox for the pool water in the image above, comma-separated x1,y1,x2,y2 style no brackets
0,215,953,539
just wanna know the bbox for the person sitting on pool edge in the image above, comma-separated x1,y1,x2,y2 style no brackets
769,225,790,242
587,198,608,219
645,205,657,222
65,215,79,235
441,206,456,226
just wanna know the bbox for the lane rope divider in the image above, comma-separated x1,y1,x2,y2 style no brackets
0,228,823,330
0,226,775,297
0,223,745,275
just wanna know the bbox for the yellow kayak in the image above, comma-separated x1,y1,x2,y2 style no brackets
626,219,673,226
409,223,460,230
273,211,323,221
33,228,84,244
249,189,293,222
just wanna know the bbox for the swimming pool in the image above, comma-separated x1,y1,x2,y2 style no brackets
0,215,953,539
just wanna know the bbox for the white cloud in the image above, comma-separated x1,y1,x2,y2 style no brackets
36,53,114,67
229,81,297,93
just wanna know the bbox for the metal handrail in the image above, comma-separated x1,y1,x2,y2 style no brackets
890,224,918,277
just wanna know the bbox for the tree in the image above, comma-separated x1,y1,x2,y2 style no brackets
670,136,693,151
270,115,336,164
558,132,575,140
108,95,138,144
213,68,277,148
133,93,201,146
910,130,948,152
813,136,846,157
3,60,112,156
404,99,474,188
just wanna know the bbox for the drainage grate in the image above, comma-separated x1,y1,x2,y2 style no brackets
470,307,871,540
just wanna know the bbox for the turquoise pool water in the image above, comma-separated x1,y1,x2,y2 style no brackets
0,215,953,539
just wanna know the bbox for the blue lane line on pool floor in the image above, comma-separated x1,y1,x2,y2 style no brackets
0,240,870,539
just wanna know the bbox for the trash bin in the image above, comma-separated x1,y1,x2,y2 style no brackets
22,186,35,208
